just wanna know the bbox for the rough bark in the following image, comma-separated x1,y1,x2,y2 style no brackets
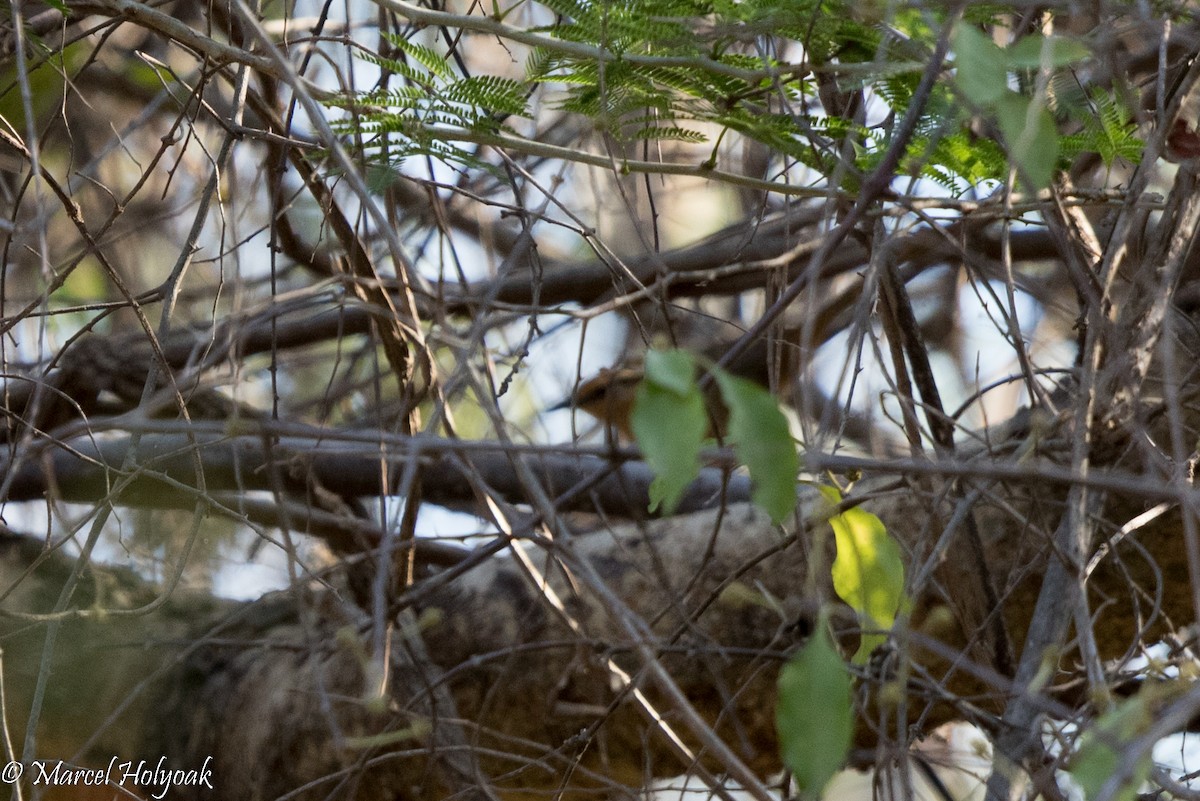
4,501,821,800
4,405,1197,801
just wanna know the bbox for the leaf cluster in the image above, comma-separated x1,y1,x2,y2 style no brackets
950,25,1140,189
523,0,877,163
630,348,799,522
329,34,529,169
775,486,909,796
332,0,1146,194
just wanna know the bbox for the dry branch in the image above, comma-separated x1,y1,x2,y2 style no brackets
0,427,753,519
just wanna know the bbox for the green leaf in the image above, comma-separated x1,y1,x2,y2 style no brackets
714,370,798,522
821,486,907,663
1069,693,1158,801
776,614,853,798
631,350,707,515
1006,34,1090,70
644,348,698,397
953,25,1010,106
994,92,1059,190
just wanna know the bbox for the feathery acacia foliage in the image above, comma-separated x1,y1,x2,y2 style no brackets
335,0,1142,193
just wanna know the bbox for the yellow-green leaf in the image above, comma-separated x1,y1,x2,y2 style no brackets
821,486,906,663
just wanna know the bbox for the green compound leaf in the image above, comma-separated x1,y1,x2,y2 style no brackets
714,369,799,523
776,613,853,798
820,486,907,663
631,349,707,515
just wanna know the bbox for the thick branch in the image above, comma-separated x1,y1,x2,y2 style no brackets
0,427,752,519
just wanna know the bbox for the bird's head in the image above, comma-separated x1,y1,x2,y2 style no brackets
550,365,645,440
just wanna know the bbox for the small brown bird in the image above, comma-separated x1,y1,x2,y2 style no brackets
550,365,647,440
551,336,782,440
